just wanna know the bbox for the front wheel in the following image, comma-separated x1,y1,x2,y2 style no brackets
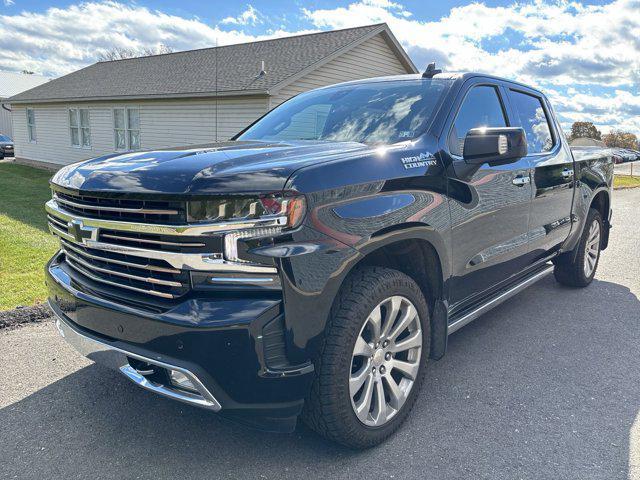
302,267,430,448
554,208,603,287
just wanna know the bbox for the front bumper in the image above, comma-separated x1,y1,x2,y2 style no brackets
52,307,222,410
46,253,314,430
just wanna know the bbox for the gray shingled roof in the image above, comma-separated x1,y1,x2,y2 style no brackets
9,23,414,104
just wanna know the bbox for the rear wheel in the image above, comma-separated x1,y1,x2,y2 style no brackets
554,208,602,287
302,267,430,448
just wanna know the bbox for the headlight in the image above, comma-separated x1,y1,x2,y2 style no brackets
187,193,306,229
187,193,306,265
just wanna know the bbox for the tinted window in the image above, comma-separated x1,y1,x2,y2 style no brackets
0,135,10,142
510,90,554,153
239,79,450,145
448,86,507,156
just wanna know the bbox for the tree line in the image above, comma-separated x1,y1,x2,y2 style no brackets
565,122,639,150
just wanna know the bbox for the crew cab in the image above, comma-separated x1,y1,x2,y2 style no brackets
45,69,613,448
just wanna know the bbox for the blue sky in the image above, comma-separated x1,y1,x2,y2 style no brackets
1,0,639,135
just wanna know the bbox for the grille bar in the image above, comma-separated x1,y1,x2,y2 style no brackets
100,233,206,248
63,248,184,288
61,240,180,274
48,221,74,242
64,258,176,299
53,193,180,215
47,214,69,231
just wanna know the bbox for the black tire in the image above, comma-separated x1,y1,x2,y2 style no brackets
302,266,430,448
554,208,603,287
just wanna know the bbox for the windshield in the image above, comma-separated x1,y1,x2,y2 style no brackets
0,135,11,142
238,79,450,145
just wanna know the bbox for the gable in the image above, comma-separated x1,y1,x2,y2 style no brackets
270,33,414,108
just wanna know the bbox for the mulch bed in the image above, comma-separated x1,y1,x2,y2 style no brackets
0,303,52,330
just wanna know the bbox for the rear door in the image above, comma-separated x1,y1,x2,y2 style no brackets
442,79,533,308
506,88,574,261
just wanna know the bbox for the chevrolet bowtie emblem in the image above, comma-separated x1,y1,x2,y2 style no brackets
67,219,98,243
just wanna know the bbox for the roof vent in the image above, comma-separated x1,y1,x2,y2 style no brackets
258,60,267,77
422,62,442,78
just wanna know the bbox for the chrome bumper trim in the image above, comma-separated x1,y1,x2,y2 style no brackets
46,199,287,236
51,304,222,411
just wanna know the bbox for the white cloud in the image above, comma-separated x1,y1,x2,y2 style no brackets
304,0,640,87
0,0,637,136
0,2,271,77
303,0,640,135
4,0,15,6
220,5,261,26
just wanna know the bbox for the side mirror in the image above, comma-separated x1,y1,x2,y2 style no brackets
463,127,528,165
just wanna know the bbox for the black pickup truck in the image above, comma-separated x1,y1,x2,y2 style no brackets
45,70,613,448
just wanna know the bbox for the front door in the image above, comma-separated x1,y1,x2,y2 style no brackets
442,81,532,309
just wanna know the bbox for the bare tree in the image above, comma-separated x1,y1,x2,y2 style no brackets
141,44,173,56
97,44,174,62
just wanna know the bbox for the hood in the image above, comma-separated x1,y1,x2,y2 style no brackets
51,140,369,196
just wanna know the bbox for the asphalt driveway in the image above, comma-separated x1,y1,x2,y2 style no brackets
1,189,639,480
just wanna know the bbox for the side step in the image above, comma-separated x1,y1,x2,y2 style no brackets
447,264,554,335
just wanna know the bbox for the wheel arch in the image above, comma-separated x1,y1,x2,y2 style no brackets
589,188,611,249
328,225,450,360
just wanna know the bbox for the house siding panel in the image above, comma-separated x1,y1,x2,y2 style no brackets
269,34,409,109
12,97,269,165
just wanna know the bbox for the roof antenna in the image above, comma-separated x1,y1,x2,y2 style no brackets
258,60,266,77
422,62,442,78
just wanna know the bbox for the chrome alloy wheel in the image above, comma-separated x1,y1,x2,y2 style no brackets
349,295,422,427
583,219,601,278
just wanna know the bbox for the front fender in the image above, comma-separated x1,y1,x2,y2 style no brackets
274,180,451,363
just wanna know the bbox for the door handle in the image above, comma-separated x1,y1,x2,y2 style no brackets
512,175,531,186
562,168,574,179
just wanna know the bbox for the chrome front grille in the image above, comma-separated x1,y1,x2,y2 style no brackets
53,191,186,224
46,191,280,304
60,239,188,299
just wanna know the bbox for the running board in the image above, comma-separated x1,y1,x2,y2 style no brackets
447,264,554,335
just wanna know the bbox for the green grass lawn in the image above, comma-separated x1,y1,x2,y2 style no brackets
0,163,58,310
614,174,640,189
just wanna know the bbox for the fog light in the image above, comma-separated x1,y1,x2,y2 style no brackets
169,370,198,393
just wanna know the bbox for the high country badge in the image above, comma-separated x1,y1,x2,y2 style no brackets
401,152,437,169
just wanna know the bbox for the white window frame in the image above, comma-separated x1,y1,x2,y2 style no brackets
26,108,36,143
113,107,141,151
68,108,92,149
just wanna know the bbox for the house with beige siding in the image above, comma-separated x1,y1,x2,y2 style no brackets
8,24,416,168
